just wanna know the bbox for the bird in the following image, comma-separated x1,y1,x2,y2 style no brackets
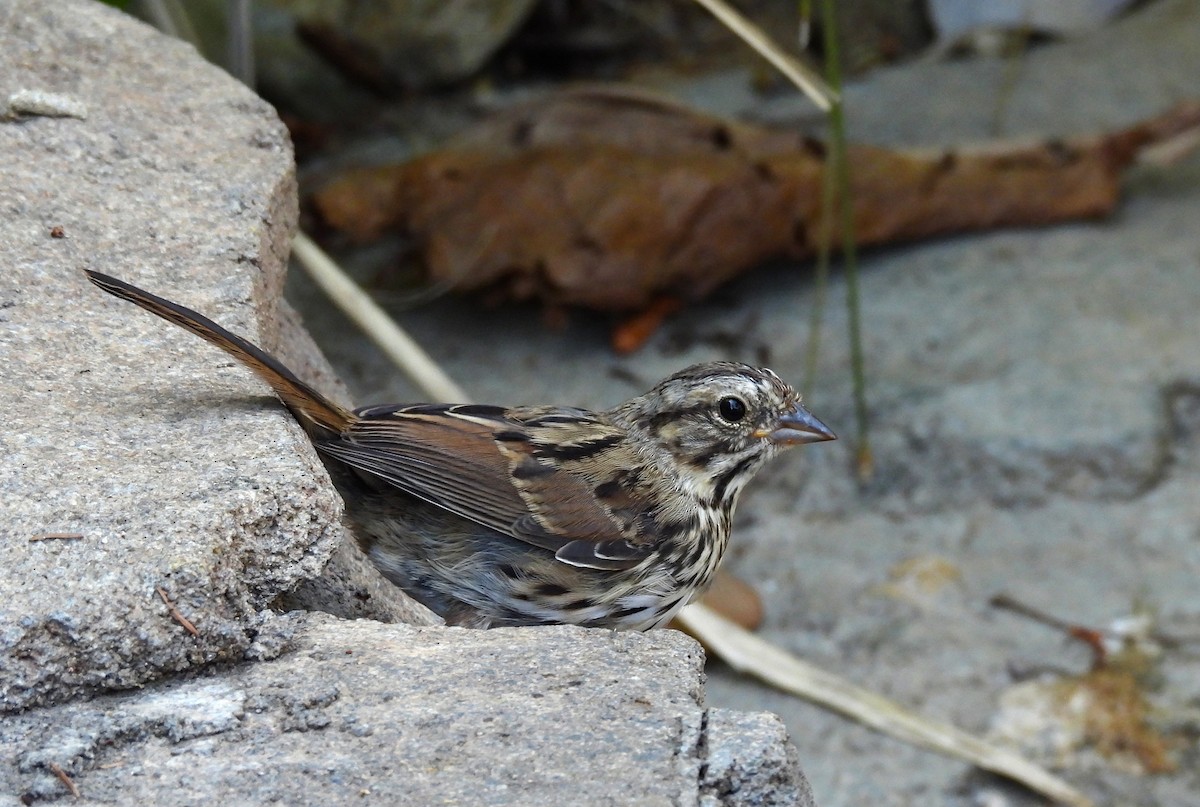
83,269,836,630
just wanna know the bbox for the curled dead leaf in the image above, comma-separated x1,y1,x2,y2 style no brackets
311,88,1200,340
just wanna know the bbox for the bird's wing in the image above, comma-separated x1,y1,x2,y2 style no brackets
315,404,659,570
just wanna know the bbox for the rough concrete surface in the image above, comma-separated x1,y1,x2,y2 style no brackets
0,614,813,806
0,0,428,714
282,1,1200,805
0,0,306,710
1,2,811,805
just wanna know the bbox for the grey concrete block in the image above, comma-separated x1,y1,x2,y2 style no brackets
702,709,815,807
0,0,426,713
0,614,812,806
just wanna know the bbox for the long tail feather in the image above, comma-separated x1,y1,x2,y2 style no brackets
84,269,354,436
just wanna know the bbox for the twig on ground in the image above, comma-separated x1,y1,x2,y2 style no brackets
690,0,836,111
991,593,1108,667
48,762,80,799
156,586,199,637
675,603,1094,807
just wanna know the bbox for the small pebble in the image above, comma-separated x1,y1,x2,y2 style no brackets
6,89,88,120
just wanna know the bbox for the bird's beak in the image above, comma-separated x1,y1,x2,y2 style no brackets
761,403,836,445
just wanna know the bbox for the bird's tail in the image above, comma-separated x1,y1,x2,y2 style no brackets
84,269,355,437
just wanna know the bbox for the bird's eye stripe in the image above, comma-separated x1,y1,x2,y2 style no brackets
645,403,712,433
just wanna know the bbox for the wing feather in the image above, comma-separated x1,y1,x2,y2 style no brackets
314,404,658,569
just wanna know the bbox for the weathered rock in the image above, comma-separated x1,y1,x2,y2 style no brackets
702,709,814,807
0,614,813,806
0,0,424,713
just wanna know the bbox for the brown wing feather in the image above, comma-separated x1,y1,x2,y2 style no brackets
315,405,657,569
318,409,531,538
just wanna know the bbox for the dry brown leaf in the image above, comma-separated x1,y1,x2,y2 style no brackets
312,87,1200,318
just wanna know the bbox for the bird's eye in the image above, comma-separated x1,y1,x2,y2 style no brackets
717,396,746,423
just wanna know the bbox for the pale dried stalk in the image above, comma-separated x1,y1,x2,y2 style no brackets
137,0,198,44
290,232,469,403
675,604,1094,807
1137,124,1200,166
690,0,837,111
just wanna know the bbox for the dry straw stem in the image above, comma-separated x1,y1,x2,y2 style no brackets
29,533,84,542
47,762,80,799
155,586,200,638
676,604,1094,807
690,0,837,111
291,232,469,403
136,0,198,44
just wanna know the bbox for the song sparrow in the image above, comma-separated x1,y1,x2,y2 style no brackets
84,270,835,630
